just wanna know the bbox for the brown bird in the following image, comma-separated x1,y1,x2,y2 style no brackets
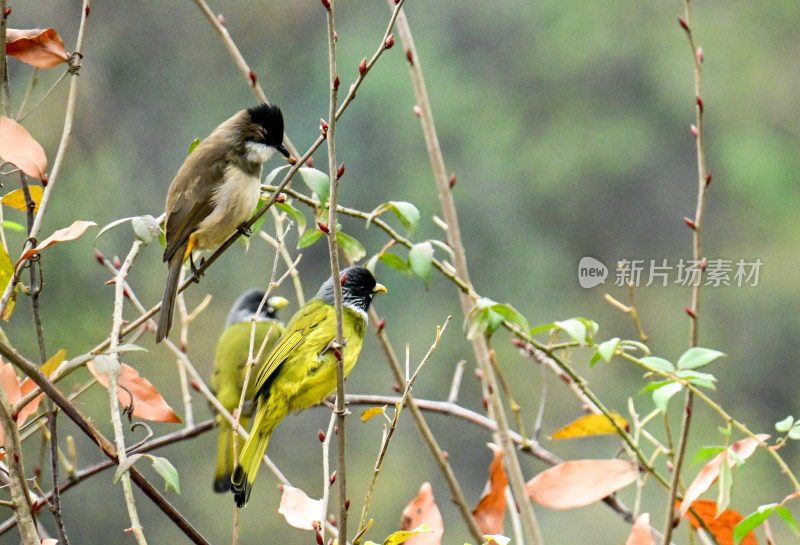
156,104,294,343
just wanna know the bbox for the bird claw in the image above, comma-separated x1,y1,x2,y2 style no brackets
238,223,253,237
189,255,205,282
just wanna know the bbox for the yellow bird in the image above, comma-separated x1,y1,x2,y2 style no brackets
210,290,288,492
231,266,387,507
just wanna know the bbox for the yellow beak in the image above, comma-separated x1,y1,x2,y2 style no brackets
267,296,290,310
372,283,387,295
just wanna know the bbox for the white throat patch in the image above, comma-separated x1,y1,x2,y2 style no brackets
245,141,276,164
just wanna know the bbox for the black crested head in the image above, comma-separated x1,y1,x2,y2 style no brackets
315,266,386,315
246,103,290,157
225,289,284,327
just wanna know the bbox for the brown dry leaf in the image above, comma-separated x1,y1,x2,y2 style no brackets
400,482,444,545
89,361,181,423
2,186,43,214
684,499,758,545
473,443,508,535
16,220,97,267
625,513,655,545
278,485,324,530
6,28,69,68
679,435,769,517
0,116,48,180
552,412,629,439
526,459,637,509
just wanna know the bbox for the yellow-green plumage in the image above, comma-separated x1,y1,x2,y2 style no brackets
232,266,386,507
210,293,286,493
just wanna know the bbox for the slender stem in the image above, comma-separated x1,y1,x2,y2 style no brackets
0,375,39,543
663,4,708,541
0,420,214,537
0,340,212,545
189,0,300,158
366,306,484,542
0,0,7,117
108,240,147,544
391,6,543,543
0,0,90,317
323,4,350,544
355,319,450,543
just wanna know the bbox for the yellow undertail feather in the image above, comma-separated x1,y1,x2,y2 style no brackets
213,420,234,493
231,409,273,507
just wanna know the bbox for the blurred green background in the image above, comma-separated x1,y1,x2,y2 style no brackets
5,0,800,543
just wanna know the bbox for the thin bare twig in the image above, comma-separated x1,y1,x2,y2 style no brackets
107,240,147,544
391,5,543,543
0,0,90,316
355,318,451,543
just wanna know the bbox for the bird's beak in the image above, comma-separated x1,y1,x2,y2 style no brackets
372,283,388,295
277,143,297,165
267,296,290,310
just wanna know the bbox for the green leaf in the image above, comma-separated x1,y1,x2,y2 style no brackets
132,215,161,244
596,337,620,363
788,426,800,441
429,238,455,261
530,322,557,336
385,201,421,235
147,455,180,494
379,252,411,275
717,461,733,513
676,369,717,390
382,525,432,545
485,309,505,336
466,308,490,340
775,415,795,433
692,446,725,465
735,503,800,545
554,319,587,345
620,340,651,356
2,220,25,232
187,138,201,155
298,228,324,249
640,356,675,373
409,241,434,287
490,303,530,333
677,347,725,370
651,381,682,412
775,505,800,536
298,167,330,203
113,453,143,484
95,216,138,242
275,202,307,234
336,231,366,262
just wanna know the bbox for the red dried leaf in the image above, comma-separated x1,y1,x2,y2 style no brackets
89,362,181,423
17,220,97,267
473,443,508,534
526,459,637,509
5,28,69,68
679,435,769,517
278,485,324,530
401,482,443,545
683,500,758,545
0,116,48,179
626,513,655,545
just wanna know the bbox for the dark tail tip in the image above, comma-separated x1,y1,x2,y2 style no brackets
213,474,232,494
231,465,251,507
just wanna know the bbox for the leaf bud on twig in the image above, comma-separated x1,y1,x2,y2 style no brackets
385,34,395,49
